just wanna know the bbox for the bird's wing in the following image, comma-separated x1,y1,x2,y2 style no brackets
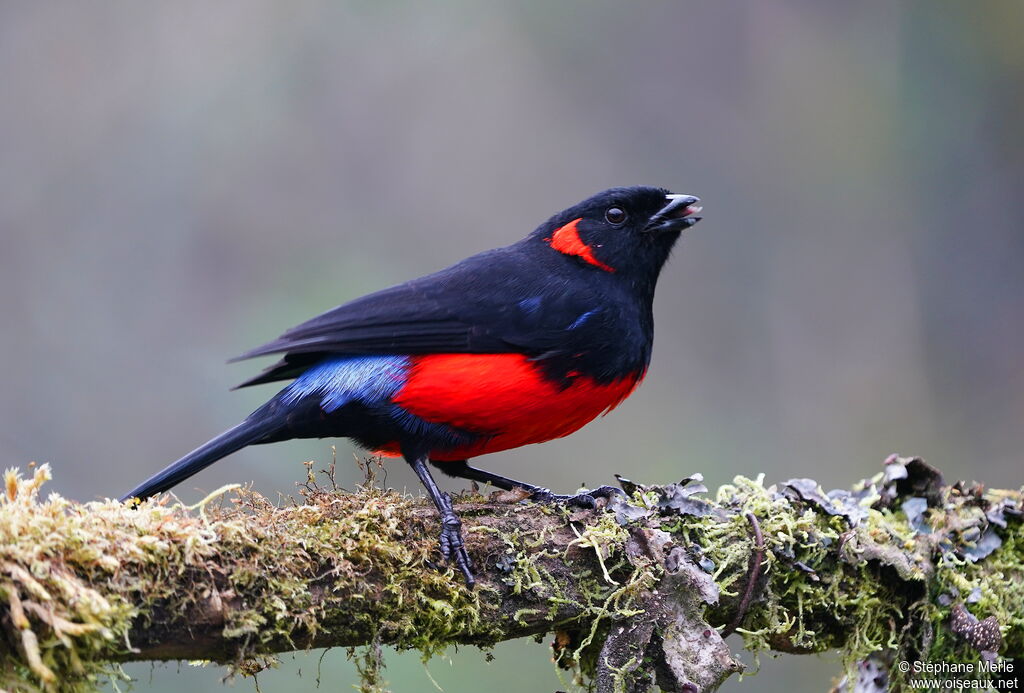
232,246,594,388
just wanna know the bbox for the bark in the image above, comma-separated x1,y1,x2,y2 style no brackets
0,457,1020,693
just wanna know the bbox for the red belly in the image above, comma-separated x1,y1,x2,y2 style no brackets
380,353,643,460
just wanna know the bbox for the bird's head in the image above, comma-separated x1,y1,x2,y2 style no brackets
533,186,702,284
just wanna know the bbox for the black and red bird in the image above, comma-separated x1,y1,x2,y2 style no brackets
122,186,702,585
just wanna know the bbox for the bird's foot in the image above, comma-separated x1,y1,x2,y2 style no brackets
529,484,624,510
436,492,475,588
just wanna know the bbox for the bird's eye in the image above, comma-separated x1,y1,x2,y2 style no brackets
604,206,627,225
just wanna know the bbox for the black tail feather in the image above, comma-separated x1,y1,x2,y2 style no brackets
120,416,279,502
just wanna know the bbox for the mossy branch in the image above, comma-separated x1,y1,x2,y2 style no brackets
1,458,1021,692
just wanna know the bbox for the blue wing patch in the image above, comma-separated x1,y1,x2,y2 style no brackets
278,354,478,451
282,355,409,413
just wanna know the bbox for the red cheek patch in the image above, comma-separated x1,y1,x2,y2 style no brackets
547,218,615,273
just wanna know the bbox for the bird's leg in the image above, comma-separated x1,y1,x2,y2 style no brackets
433,459,530,491
406,453,475,587
433,459,622,510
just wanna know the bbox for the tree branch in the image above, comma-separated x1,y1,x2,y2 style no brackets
1,457,1021,692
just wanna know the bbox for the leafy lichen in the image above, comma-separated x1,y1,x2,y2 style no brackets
691,467,1023,688
1,459,1020,692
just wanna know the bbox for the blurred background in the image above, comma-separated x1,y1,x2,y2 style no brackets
2,1,1022,691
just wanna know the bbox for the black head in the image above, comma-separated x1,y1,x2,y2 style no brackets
531,186,702,285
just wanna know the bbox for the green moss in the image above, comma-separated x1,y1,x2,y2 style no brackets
0,465,500,691
928,515,1024,660
707,482,875,662
0,463,662,692
3,462,1020,692
0,466,140,691
472,498,658,686
683,474,1024,686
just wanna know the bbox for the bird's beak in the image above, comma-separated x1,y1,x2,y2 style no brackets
645,194,703,233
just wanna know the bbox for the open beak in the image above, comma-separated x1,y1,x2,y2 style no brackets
645,194,703,233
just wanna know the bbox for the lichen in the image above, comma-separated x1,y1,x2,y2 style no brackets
0,462,666,692
475,500,657,686
683,469,1024,688
2,459,1020,692
0,464,496,691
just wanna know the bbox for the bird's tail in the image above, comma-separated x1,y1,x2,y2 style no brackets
120,414,282,502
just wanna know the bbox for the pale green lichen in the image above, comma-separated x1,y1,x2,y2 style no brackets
684,472,1024,687
2,462,1020,692
1,462,665,692
0,464,496,692
478,502,659,686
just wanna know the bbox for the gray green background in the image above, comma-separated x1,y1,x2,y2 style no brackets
2,2,1022,691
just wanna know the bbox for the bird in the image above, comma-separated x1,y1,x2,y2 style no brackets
121,186,703,586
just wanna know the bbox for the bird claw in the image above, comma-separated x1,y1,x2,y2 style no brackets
437,494,475,588
530,484,624,509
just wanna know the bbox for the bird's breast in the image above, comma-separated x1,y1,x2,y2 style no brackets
389,353,644,459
